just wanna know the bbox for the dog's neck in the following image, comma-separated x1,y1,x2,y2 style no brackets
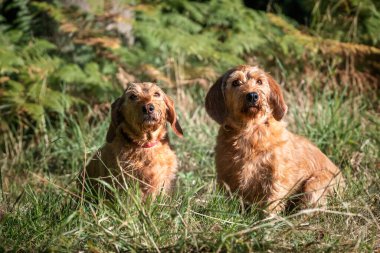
119,125,167,149
221,117,287,152
119,130,158,148
223,114,271,133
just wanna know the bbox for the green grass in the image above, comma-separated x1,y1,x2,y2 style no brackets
0,83,379,252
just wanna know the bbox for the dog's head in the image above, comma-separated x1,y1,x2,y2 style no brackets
106,82,183,143
205,65,287,126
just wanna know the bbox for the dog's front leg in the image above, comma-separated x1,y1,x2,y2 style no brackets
266,192,287,214
266,180,296,214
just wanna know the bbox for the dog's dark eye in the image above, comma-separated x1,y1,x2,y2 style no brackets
129,94,137,100
257,79,262,85
232,80,242,87
153,92,160,97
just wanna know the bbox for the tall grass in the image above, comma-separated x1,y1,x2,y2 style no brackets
0,77,379,252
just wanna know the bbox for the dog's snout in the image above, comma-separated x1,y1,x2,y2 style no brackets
246,92,259,103
142,103,155,114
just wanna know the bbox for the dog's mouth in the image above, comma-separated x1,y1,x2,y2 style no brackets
142,114,160,126
242,103,260,115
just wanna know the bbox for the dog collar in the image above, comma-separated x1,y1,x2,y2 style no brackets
141,141,159,148
121,130,160,148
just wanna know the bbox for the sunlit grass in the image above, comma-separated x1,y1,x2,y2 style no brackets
0,84,379,252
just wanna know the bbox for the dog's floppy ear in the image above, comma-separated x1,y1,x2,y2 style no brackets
106,97,124,143
205,74,228,125
164,95,184,138
267,74,287,121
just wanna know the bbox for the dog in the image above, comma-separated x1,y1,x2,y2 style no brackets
205,65,344,213
82,82,183,199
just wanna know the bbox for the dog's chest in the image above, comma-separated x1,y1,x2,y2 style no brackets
216,131,274,202
115,145,177,189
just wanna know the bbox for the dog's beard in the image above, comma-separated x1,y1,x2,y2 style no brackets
141,112,162,131
240,100,271,126
241,103,261,117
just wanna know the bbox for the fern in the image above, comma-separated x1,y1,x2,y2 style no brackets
310,0,380,46
1,0,379,144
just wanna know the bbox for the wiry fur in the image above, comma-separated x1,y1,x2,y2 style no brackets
82,82,183,199
206,65,345,213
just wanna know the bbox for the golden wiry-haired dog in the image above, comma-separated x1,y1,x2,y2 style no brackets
205,65,344,213
83,82,183,199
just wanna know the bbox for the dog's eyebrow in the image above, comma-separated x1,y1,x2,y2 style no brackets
247,68,261,79
228,71,245,82
126,83,143,93
247,72,266,82
140,82,158,93
126,87,140,93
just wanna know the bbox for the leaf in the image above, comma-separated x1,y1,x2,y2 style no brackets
54,64,87,83
41,89,71,114
22,103,45,122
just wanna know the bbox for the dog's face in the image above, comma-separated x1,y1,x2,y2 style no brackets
106,82,183,143
205,65,287,125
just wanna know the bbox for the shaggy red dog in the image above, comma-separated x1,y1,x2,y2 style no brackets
205,65,344,213
82,82,183,199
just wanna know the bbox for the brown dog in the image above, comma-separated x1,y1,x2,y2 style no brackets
82,82,183,199
205,65,344,213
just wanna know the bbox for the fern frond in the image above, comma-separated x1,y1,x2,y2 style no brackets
268,13,380,56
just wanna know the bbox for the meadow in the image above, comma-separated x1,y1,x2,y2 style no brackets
0,0,379,252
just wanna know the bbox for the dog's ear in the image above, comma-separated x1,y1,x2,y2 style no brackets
267,74,287,121
205,74,228,125
106,97,124,143
164,95,184,138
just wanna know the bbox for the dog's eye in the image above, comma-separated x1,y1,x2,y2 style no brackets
232,80,242,87
129,94,137,100
153,92,160,97
257,79,262,85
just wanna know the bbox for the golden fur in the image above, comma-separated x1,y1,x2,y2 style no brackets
82,82,183,199
205,65,344,213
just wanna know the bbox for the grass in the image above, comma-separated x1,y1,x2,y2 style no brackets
0,77,379,252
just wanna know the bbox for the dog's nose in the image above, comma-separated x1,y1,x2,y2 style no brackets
246,92,259,103
142,103,155,114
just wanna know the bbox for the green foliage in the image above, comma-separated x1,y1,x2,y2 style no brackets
3,0,33,36
0,3,117,134
0,35,82,131
1,0,379,139
310,0,380,46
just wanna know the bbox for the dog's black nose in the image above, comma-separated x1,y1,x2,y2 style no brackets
246,92,259,103
142,103,155,114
